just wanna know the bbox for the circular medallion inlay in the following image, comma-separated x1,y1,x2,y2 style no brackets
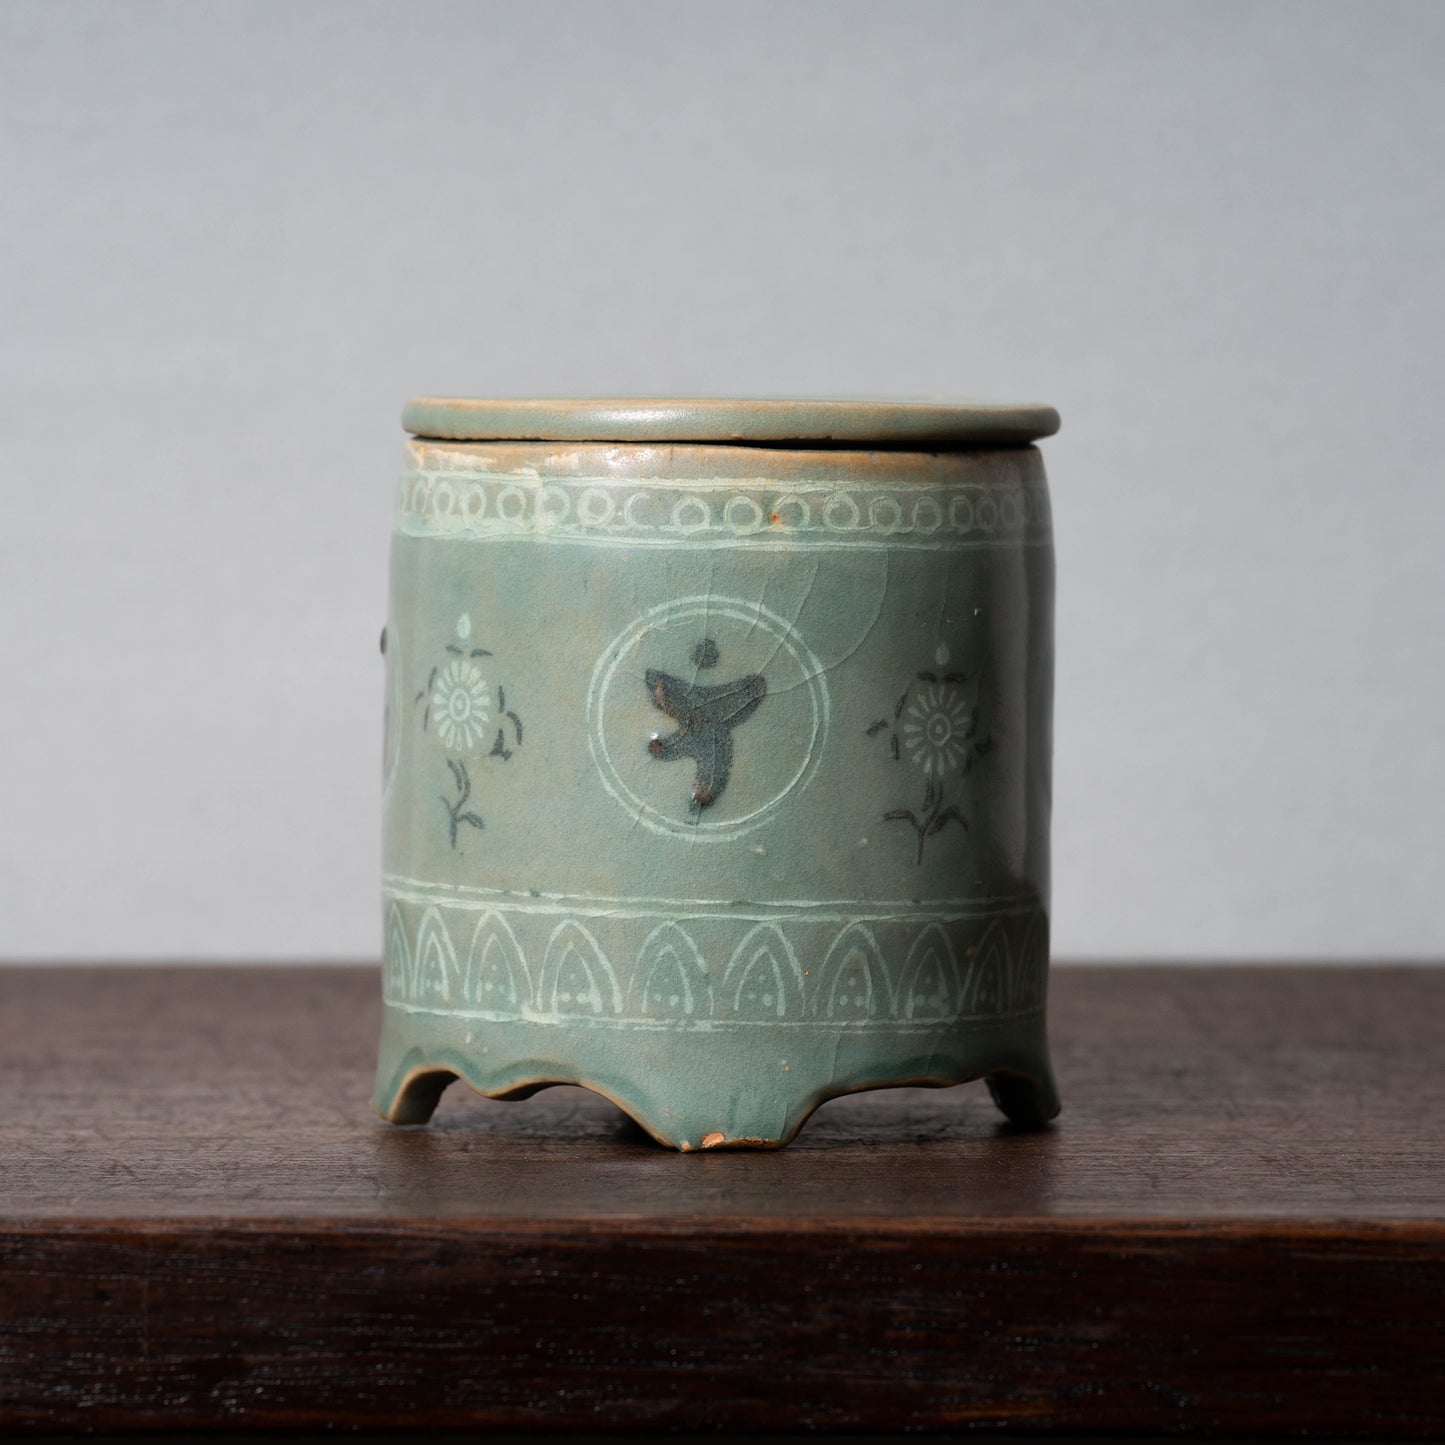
586,595,830,840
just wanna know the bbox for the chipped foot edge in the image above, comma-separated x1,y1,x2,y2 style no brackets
373,1004,1061,1150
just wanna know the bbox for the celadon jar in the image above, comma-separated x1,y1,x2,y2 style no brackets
374,398,1061,1148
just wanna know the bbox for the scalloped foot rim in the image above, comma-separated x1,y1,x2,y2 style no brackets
374,1005,1060,1150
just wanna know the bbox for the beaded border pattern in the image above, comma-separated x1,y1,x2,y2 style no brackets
394,469,1053,549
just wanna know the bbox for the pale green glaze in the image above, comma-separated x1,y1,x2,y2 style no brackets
375,408,1060,1149
401,395,1060,448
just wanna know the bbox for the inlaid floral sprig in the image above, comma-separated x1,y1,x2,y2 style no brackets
418,612,524,849
866,644,991,865
441,758,486,848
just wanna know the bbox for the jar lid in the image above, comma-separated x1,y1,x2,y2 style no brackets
401,396,1059,448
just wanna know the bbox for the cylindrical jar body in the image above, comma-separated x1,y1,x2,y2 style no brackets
376,437,1058,1147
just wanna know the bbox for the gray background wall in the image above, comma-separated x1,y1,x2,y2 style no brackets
2,0,1441,961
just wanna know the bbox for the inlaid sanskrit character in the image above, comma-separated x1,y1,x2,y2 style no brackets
645,637,766,814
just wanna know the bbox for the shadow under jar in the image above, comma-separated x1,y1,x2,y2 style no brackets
375,397,1061,1149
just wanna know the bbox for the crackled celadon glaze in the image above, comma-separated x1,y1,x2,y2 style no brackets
375,401,1060,1149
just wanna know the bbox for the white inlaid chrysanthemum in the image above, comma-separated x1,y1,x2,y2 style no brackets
431,660,491,751
902,685,971,776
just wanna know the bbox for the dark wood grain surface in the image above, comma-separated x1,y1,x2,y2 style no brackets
1,964,1442,1435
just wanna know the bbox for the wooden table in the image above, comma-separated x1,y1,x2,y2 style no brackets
1,964,1441,1437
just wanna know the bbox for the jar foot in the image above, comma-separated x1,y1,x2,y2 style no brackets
985,1059,1061,1129
375,1062,457,1126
